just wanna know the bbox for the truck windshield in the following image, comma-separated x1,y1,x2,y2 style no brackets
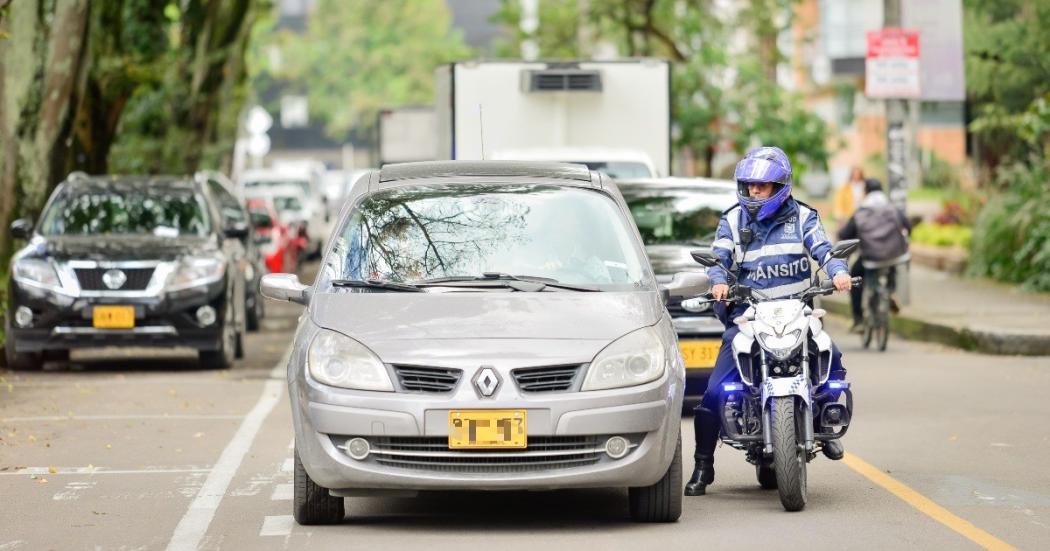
39,187,210,237
322,184,652,291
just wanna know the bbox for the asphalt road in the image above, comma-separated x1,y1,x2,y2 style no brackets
2,291,1048,550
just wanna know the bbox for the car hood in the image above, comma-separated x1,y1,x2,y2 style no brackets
310,291,664,366
40,235,215,261
646,244,707,280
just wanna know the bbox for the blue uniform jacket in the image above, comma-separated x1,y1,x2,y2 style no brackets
708,198,848,299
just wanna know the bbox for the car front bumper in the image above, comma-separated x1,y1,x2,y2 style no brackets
290,364,684,492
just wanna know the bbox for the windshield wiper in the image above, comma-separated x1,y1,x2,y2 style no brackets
417,272,600,292
330,279,424,292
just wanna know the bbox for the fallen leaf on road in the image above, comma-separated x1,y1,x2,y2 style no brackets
949,435,958,441
168,389,178,396
37,478,47,484
93,511,106,515
105,444,112,449
48,466,57,474
193,432,204,438
27,435,37,443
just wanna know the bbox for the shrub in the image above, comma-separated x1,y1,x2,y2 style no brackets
912,223,972,249
968,155,1050,292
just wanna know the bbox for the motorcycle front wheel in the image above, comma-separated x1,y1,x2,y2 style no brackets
771,396,808,511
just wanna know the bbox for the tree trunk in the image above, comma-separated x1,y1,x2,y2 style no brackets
0,0,91,262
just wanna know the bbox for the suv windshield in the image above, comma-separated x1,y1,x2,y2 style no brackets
620,186,733,246
322,184,651,291
39,185,210,237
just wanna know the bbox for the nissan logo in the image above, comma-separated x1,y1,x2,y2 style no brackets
102,269,127,290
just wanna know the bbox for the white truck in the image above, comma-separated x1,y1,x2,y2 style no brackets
434,59,671,178
378,106,438,166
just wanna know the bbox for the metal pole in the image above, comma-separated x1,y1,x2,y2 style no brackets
884,0,912,304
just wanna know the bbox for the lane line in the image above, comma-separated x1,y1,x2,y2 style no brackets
1,467,211,476
1,414,243,422
270,483,293,501
280,458,293,473
843,453,1018,551
165,350,289,551
259,515,294,537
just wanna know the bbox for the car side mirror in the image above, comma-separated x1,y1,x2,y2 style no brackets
11,218,33,240
250,212,273,229
829,239,859,259
690,249,721,268
224,220,250,239
660,271,710,304
261,273,310,305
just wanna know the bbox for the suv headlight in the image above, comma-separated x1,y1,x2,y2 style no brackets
756,329,803,360
167,253,226,291
307,329,394,392
13,258,61,289
582,326,666,391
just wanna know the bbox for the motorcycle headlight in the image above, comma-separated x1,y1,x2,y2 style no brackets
756,329,803,360
13,258,61,289
167,253,226,291
582,326,667,391
307,329,394,392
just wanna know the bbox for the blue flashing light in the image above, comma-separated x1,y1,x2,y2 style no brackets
722,382,745,392
827,381,850,390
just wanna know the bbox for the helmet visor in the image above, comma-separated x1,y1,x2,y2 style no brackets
735,157,790,185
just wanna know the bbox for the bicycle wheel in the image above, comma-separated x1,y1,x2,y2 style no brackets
861,286,874,349
876,293,890,351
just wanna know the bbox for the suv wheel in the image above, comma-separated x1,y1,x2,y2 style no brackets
293,448,344,525
4,320,43,371
628,432,683,523
199,311,235,370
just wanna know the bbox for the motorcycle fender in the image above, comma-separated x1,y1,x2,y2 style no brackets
761,375,811,407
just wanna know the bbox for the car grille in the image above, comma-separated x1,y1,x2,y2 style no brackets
393,365,462,393
74,268,155,291
364,436,610,473
512,364,581,392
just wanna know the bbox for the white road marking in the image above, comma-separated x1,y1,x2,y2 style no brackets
0,540,28,550
1,414,242,422
259,515,295,537
165,350,289,551
0,466,211,476
280,458,293,473
270,483,293,501
52,481,96,501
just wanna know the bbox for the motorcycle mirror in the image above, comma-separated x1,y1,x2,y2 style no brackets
660,271,710,302
690,249,721,268
829,239,860,259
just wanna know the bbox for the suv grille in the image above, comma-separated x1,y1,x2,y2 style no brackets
74,267,155,291
512,365,581,392
364,436,610,473
394,365,462,393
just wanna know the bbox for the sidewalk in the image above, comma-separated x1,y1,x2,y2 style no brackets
818,264,1050,356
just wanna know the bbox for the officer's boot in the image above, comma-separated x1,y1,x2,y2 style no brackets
684,407,720,496
822,439,844,460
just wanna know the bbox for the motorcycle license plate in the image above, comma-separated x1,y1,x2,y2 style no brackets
679,340,720,369
448,410,527,449
92,305,136,329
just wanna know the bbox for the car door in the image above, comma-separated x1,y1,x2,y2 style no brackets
205,178,249,332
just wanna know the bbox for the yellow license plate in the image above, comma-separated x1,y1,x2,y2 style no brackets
448,409,527,449
680,340,720,369
92,305,136,329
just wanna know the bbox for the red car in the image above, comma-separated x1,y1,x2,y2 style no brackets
247,197,303,273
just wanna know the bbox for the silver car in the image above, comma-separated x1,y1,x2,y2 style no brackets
261,161,708,525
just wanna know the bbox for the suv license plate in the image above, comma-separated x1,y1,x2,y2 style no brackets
93,305,136,329
680,339,720,368
448,409,527,449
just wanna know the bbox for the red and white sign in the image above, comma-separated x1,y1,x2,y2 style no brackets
865,29,921,99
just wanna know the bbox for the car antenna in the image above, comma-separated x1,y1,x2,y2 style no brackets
478,104,486,160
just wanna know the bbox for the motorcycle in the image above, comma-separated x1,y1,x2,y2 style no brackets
682,239,860,511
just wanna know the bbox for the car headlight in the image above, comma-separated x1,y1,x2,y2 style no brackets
756,329,803,360
167,253,226,291
13,258,61,289
307,329,394,391
582,326,667,391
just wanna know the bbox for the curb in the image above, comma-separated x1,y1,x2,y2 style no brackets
817,298,1050,356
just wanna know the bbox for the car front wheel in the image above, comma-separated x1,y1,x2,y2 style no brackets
628,432,682,523
293,448,344,525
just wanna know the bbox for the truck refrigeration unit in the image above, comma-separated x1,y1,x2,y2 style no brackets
435,59,671,178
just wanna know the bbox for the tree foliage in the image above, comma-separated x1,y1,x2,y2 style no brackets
258,0,471,142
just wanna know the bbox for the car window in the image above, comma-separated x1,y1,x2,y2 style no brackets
620,187,731,245
39,187,211,237
207,179,246,225
244,179,311,197
574,161,653,179
272,196,303,212
322,184,652,291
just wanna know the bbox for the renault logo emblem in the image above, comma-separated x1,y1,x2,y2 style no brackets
472,367,501,397
102,269,127,290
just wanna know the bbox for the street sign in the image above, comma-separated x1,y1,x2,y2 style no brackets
246,106,273,135
865,29,920,99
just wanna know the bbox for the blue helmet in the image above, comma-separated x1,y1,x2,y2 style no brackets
734,146,793,221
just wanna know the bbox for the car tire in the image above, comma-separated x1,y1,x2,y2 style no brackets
246,295,263,332
628,432,682,523
293,448,344,525
199,313,235,370
4,320,44,371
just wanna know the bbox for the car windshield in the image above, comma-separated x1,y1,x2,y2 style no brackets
244,178,311,197
320,184,651,291
39,186,210,237
272,196,303,212
574,161,653,179
620,186,733,246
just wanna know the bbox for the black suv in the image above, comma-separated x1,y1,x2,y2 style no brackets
5,173,257,370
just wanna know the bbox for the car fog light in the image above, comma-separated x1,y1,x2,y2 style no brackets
604,436,630,459
14,306,33,328
196,305,217,326
346,437,370,460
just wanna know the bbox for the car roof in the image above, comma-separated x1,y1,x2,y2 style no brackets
377,160,596,185
62,174,198,193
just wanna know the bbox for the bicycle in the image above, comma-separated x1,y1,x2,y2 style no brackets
861,266,893,351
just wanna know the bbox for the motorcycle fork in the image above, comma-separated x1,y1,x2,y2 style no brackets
801,335,815,452
760,350,773,455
